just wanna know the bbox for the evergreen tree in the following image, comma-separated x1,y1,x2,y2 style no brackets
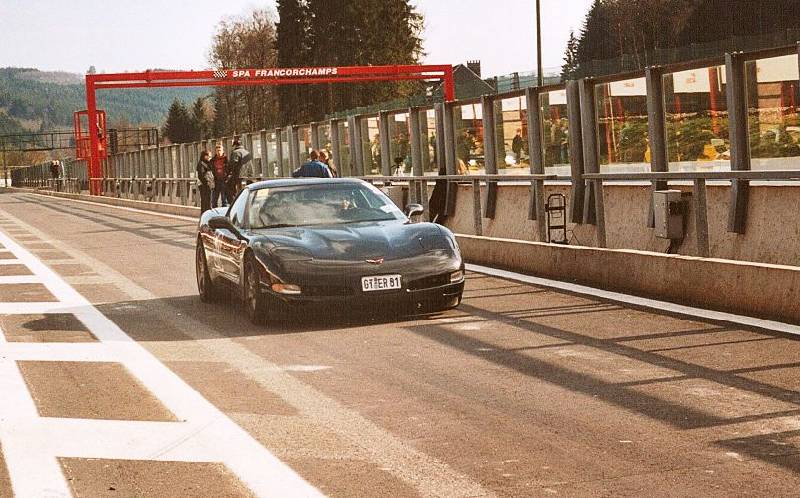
561,30,579,80
162,99,194,144
191,97,212,141
277,0,424,124
572,0,800,74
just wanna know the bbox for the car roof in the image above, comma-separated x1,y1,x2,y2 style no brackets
247,178,368,190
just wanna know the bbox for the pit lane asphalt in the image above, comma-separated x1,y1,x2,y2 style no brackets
2,191,800,497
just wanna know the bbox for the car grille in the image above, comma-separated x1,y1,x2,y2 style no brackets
407,273,450,291
302,285,355,297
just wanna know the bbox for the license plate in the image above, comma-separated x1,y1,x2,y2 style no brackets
361,274,402,292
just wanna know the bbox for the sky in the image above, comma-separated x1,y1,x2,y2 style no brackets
0,0,593,78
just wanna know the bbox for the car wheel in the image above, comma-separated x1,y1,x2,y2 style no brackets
244,256,269,325
196,241,217,302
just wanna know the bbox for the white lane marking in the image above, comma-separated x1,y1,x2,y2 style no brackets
0,229,322,498
22,191,198,223
0,276,40,284
467,264,800,336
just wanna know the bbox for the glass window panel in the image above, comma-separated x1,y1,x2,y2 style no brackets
663,66,729,171
453,103,484,174
497,97,527,173
747,54,800,169
595,77,649,172
389,113,410,175
540,89,570,176
424,109,438,174
361,116,380,175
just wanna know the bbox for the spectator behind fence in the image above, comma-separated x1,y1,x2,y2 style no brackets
196,150,214,213
319,150,338,177
292,150,333,178
210,144,228,208
226,137,251,203
49,160,62,191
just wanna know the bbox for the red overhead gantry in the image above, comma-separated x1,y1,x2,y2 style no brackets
82,65,455,195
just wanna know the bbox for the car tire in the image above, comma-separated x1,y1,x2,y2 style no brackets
243,255,269,325
196,241,218,303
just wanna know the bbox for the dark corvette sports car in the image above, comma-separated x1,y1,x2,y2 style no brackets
196,178,465,324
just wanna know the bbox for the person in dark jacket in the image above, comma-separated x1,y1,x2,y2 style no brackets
292,150,333,178
210,144,228,208
225,137,251,203
196,150,213,213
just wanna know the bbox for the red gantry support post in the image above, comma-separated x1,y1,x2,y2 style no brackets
82,64,455,195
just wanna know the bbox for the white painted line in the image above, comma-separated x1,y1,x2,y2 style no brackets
25,191,198,223
0,259,23,265
0,275,40,284
0,303,84,314
467,264,800,336
0,230,322,497
0,343,116,363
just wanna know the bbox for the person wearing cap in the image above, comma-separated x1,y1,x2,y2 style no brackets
226,137,251,203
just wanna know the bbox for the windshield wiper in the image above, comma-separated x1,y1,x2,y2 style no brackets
259,223,298,229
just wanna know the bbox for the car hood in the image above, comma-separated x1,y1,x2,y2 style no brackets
251,220,449,261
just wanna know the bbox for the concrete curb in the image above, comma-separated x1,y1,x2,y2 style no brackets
456,234,800,325
5,188,201,218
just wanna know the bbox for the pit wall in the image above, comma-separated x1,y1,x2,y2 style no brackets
456,234,800,325
443,183,800,267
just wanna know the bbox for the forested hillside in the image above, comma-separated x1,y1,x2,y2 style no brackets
0,67,210,134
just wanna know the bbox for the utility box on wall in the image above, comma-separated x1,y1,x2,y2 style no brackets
653,190,684,239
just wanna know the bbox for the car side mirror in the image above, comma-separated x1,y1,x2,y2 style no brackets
208,215,244,240
405,203,424,218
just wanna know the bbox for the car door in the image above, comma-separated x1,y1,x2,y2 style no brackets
215,190,250,283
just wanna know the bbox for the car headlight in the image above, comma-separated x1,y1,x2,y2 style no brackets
450,270,464,283
271,283,302,295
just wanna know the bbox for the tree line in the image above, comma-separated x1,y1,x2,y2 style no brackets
562,0,800,78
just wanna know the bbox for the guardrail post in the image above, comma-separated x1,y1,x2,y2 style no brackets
330,119,343,177
434,103,446,174
352,115,367,176
409,107,423,204
310,122,321,150
693,178,710,257
256,130,266,178
419,108,431,171
379,111,392,176
274,128,284,177
525,86,548,242
242,133,253,179
179,143,188,205
287,126,299,170
481,94,498,219
646,66,669,228
725,52,751,234
579,78,607,247
472,178,483,236
566,80,585,224
442,102,457,215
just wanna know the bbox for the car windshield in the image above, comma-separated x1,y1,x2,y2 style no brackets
247,183,406,229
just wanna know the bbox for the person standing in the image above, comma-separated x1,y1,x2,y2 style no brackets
196,150,214,213
49,160,62,191
512,129,524,164
292,150,333,178
319,150,338,177
226,137,251,203
210,144,228,208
